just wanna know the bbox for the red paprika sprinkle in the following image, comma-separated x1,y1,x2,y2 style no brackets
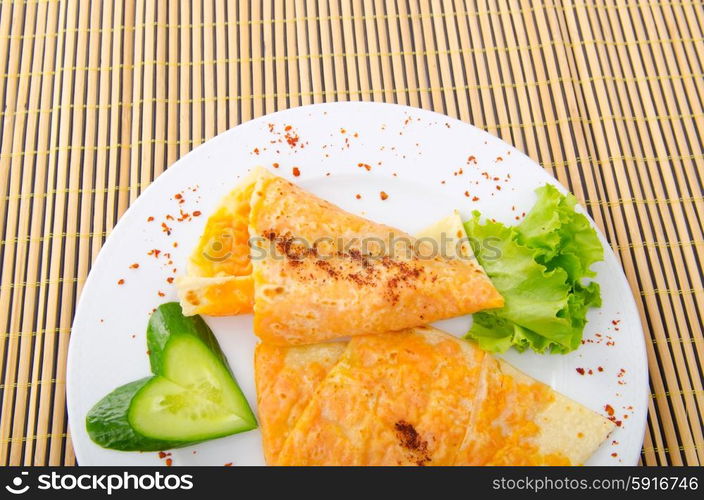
284,129,300,147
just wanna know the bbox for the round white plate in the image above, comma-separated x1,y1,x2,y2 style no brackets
67,102,648,466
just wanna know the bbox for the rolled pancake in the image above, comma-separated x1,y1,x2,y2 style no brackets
178,168,503,344
250,174,502,345
261,327,614,466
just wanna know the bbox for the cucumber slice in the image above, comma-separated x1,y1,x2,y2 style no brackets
147,302,229,375
160,334,254,421
86,302,256,451
128,376,250,442
147,302,256,427
86,378,189,451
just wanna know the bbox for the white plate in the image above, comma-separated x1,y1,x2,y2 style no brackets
67,102,648,466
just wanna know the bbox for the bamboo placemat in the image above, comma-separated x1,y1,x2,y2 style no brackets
0,0,702,466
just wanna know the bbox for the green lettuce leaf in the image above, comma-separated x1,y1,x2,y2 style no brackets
464,184,603,354
517,184,603,282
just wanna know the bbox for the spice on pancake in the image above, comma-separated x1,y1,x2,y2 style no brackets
314,259,339,278
263,231,426,298
394,420,431,466
263,230,316,263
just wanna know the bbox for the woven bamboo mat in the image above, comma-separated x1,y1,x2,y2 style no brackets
0,0,702,466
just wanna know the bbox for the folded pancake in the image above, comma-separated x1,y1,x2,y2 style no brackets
176,275,253,316
176,169,259,316
178,167,503,344
273,327,485,465
454,357,614,465
254,342,346,464
254,212,477,463
258,327,614,466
